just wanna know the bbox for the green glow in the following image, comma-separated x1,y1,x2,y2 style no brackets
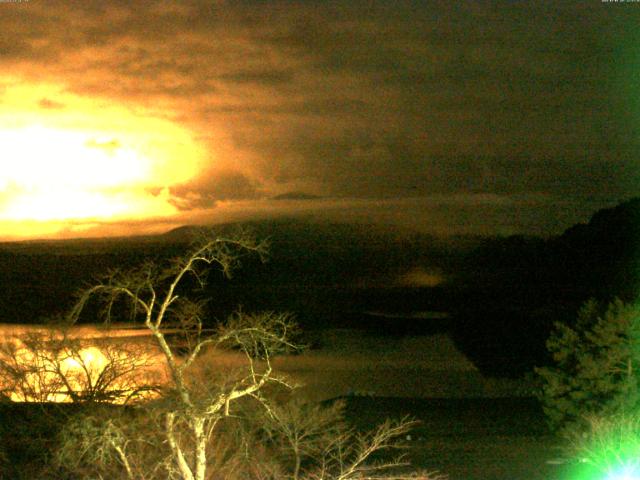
605,465,640,480
559,413,640,480
562,460,640,480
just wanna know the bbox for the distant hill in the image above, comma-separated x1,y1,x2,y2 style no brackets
3,199,639,377
450,196,640,376
550,197,640,300
460,196,640,302
0,218,473,326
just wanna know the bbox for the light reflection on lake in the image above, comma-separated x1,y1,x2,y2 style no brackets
0,323,493,402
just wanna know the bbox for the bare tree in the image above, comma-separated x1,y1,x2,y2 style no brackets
259,398,347,480
258,398,446,480
62,230,302,480
53,230,446,480
0,327,159,403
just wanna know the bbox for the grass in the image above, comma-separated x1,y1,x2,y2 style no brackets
1,396,565,480
340,396,566,480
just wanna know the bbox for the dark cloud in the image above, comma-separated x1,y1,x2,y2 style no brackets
200,98,366,116
1,0,639,235
0,37,35,60
170,169,260,209
219,68,294,85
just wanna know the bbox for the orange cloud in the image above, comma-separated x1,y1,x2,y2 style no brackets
0,80,206,237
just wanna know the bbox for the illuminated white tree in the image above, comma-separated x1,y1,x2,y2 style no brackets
65,230,301,480
55,230,445,480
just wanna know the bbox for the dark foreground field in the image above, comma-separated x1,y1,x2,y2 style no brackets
343,396,568,480
1,396,583,480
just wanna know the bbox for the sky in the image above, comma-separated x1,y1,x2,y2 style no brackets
0,0,639,240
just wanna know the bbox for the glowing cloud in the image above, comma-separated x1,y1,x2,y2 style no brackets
0,79,206,237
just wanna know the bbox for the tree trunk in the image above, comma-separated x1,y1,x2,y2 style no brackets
166,412,195,480
194,416,207,480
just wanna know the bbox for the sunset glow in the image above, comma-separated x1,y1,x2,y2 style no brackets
0,80,205,237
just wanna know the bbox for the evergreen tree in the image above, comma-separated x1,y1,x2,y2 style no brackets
537,298,640,434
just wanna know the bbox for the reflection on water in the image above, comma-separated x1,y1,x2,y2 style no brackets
0,323,489,404
0,324,166,403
